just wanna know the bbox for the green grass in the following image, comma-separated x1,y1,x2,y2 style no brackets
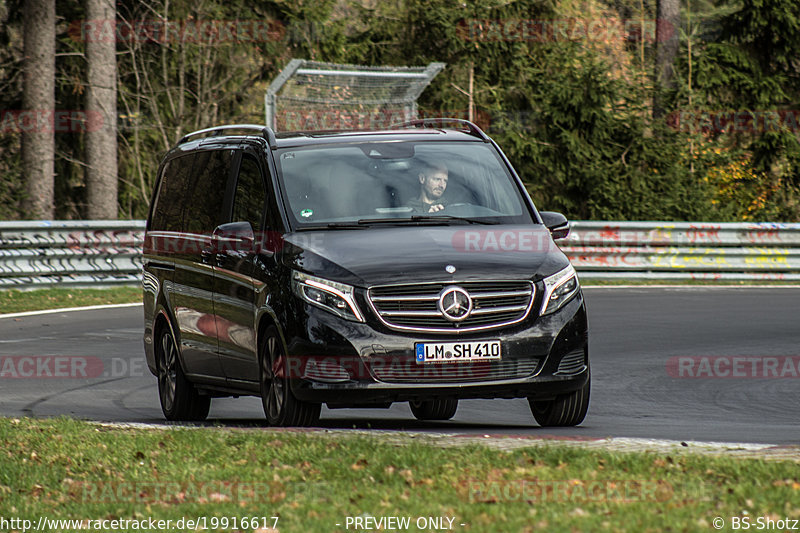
0,287,140,314
0,417,797,532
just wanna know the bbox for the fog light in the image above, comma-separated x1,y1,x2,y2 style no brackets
303,358,351,383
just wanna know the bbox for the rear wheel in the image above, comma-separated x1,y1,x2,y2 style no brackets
259,326,321,427
529,372,590,427
156,326,210,421
409,399,458,421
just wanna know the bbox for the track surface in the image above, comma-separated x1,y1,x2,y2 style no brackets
1,288,798,444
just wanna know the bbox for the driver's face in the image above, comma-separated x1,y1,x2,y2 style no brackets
420,169,448,200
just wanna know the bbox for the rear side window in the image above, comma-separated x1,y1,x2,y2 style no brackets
231,156,267,232
151,154,195,232
150,150,232,234
183,150,232,235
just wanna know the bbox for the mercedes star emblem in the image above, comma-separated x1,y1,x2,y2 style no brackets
445,265,456,274
438,286,472,322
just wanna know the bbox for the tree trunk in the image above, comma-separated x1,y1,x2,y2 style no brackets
22,0,55,219
85,0,118,219
654,0,680,119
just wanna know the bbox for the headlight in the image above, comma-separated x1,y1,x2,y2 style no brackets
541,264,580,315
292,271,364,322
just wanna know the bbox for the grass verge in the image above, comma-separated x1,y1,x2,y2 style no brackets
1,417,798,532
0,287,140,314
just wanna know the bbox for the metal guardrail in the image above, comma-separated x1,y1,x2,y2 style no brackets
0,221,145,288
563,221,800,280
1,220,800,288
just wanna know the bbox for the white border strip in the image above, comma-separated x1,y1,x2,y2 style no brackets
0,302,143,319
91,421,786,452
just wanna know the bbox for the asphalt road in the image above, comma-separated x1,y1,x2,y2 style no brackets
1,287,798,444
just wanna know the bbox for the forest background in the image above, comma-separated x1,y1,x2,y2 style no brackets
1,0,798,222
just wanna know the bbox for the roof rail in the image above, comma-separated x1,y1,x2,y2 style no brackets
178,124,278,149
390,118,490,142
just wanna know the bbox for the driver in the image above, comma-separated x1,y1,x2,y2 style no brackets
407,161,448,213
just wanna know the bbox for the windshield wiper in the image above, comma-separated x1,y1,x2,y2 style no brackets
295,222,367,231
357,215,497,226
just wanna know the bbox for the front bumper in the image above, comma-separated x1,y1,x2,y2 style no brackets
282,291,588,405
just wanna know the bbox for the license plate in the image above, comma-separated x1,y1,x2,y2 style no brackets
415,340,501,364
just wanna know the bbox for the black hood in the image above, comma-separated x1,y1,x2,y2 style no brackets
280,225,570,287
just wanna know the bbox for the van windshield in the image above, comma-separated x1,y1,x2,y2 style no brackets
274,141,535,228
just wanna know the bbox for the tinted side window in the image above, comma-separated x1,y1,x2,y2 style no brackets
151,154,195,232
183,150,232,235
231,156,267,232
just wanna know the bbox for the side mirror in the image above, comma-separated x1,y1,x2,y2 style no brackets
539,211,570,240
212,221,255,254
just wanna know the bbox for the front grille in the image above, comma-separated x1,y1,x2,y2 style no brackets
370,358,539,383
368,281,534,333
555,349,586,375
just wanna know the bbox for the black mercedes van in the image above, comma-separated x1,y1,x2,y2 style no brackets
142,119,589,427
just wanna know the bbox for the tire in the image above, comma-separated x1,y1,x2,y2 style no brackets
409,399,458,421
156,325,210,421
259,326,321,427
529,371,590,427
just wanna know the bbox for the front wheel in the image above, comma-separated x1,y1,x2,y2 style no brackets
259,326,320,427
156,326,210,421
529,372,590,427
409,399,458,421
